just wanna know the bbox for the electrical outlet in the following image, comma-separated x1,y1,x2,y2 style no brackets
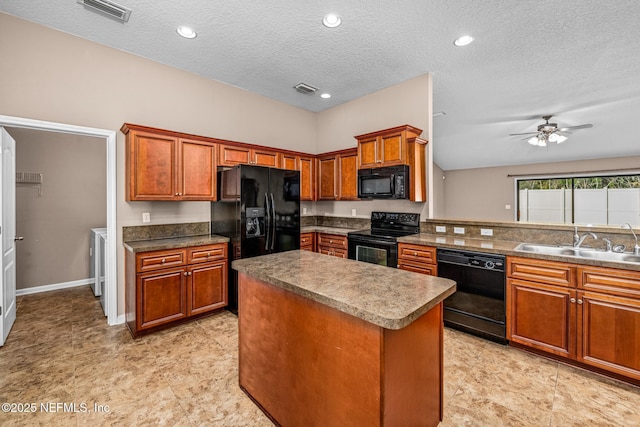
505,204,512,210
435,226,446,233
142,212,150,223
351,208,357,217
454,227,465,234
302,207,307,215
481,228,493,237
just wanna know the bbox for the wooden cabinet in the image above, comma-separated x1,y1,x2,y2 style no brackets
507,257,640,382
282,154,315,201
355,125,422,168
397,243,437,275
507,257,577,358
316,233,348,258
300,232,315,252
317,148,358,201
218,143,280,168
122,125,216,201
577,266,640,380
355,125,428,202
126,243,228,337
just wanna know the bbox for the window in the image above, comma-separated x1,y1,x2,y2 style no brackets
517,173,640,226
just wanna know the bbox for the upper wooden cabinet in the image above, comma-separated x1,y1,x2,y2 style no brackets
355,125,428,202
355,125,423,168
218,143,280,168
281,154,315,201
317,148,358,201
122,124,216,201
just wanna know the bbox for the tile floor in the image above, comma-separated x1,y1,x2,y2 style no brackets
0,286,638,426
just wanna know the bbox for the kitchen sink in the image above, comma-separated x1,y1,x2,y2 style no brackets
514,243,640,264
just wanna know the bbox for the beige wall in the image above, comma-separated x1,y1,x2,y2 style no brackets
0,13,433,317
314,74,433,220
12,128,106,289
0,13,316,316
442,155,640,221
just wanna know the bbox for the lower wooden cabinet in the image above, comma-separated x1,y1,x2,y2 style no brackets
300,232,315,252
316,233,347,258
126,243,228,337
397,243,437,275
507,256,640,383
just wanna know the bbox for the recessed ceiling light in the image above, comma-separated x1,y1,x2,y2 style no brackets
323,13,341,28
453,35,474,47
177,26,197,39
320,93,331,99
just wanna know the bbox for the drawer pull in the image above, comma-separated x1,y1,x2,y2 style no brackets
413,252,418,256
207,252,211,257
161,258,166,263
329,240,333,243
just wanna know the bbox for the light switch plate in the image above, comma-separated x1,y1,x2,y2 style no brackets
505,204,512,210
454,227,465,234
351,208,357,216
142,212,150,223
302,207,307,215
481,228,493,236
435,226,446,233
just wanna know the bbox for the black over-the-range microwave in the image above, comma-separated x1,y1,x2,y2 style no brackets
357,165,409,199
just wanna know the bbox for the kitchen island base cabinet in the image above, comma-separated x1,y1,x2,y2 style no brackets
238,272,443,427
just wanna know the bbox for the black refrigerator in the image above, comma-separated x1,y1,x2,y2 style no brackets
211,165,300,313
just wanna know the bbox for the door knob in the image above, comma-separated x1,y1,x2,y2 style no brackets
14,236,24,241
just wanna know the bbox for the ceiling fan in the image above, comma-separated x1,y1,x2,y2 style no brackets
510,115,593,147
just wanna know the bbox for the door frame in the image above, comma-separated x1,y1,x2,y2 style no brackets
0,115,118,326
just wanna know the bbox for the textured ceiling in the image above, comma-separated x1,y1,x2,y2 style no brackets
1,1,639,170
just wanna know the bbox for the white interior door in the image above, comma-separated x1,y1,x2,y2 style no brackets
1,128,17,346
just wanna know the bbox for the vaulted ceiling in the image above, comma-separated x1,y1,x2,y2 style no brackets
1,1,638,170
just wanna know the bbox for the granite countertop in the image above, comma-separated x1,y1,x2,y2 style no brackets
399,233,640,272
300,226,362,235
232,250,456,330
124,234,229,253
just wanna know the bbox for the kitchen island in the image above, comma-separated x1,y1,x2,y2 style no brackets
232,250,456,427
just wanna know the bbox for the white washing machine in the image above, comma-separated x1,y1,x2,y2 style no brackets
90,228,107,298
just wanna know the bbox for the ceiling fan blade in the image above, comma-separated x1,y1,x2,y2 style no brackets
520,136,536,141
557,124,593,131
509,131,540,136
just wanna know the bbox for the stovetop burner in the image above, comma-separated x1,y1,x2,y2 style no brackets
348,212,420,242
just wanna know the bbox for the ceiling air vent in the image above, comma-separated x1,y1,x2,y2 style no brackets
294,83,318,95
77,0,132,22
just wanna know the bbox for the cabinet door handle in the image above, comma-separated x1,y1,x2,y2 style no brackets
188,272,192,276
577,299,583,304
570,298,576,303
183,271,188,276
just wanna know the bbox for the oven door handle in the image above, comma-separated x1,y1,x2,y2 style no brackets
390,174,395,195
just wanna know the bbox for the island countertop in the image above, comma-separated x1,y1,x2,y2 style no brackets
232,250,456,330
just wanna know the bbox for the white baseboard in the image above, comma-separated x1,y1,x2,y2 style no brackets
16,278,93,296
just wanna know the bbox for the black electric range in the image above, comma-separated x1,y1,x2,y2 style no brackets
347,212,420,267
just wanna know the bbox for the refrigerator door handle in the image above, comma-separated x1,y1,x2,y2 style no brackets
270,193,276,250
264,193,271,251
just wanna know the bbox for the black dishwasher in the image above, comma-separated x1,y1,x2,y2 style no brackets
437,248,507,344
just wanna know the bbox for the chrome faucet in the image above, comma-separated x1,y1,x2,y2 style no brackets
622,223,640,255
574,231,598,248
602,238,612,252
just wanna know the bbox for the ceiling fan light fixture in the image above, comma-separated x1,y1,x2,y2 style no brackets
555,134,568,143
528,136,540,146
